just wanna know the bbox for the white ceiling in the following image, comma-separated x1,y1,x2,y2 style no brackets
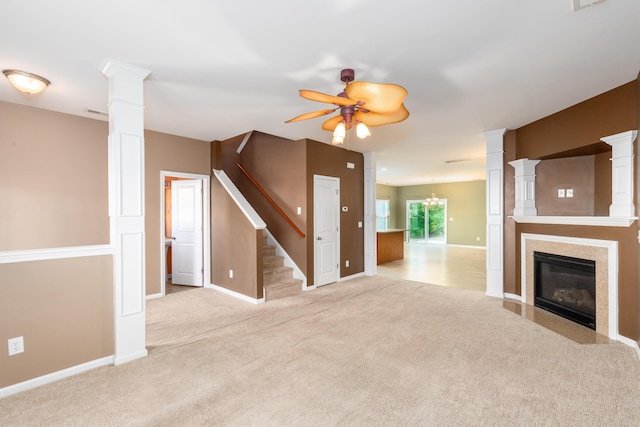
1,0,639,186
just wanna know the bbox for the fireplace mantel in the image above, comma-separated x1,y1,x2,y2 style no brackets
511,215,637,227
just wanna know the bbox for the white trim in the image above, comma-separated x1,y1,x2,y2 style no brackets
521,233,618,340
339,272,365,282
617,335,640,361
0,244,113,264
504,293,522,302
210,283,265,304
313,174,341,287
511,215,636,227
484,128,507,299
236,130,254,154
146,292,162,300
160,171,211,296
213,169,266,229
0,356,114,398
446,244,486,250
264,229,307,288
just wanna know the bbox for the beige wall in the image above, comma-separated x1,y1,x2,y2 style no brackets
144,130,210,295
0,101,109,251
396,181,486,246
0,256,113,388
0,102,114,390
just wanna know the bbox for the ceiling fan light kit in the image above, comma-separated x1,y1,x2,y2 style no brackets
286,68,409,145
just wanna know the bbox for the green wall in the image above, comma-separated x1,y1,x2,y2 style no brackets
375,184,399,229
377,180,486,247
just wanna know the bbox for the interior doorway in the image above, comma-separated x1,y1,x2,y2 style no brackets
160,171,211,296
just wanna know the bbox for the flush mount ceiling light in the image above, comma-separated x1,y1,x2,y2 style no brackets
3,69,51,95
286,68,409,145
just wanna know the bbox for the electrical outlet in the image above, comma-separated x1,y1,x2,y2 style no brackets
566,188,574,198
345,260,350,268
8,336,24,356
558,189,565,198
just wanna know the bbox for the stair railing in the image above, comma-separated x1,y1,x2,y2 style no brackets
237,163,306,238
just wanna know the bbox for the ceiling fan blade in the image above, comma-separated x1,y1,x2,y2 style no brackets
299,90,357,106
321,114,344,132
285,108,337,123
344,82,407,113
355,103,409,127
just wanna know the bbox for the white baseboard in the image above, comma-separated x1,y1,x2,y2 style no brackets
504,293,522,302
0,355,114,398
616,334,640,360
210,283,264,304
339,272,365,282
146,292,162,300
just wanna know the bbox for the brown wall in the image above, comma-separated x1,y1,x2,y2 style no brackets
222,132,308,276
536,156,595,216
0,101,109,250
508,78,638,339
503,130,517,295
144,130,210,295
210,178,263,299
516,81,637,159
306,140,364,284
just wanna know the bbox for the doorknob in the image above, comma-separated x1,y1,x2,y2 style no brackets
172,236,176,240
317,237,322,240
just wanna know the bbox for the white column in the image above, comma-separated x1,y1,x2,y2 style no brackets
485,129,507,298
601,130,637,218
364,152,377,276
508,159,541,216
101,59,151,365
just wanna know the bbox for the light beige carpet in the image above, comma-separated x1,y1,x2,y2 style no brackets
2,275,640,426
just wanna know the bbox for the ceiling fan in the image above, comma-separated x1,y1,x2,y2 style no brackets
286,68,409,145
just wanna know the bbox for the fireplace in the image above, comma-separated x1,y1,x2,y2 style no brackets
534,251,596,330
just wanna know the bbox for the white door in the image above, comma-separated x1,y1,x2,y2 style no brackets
171,179,203,286
314,175,339,286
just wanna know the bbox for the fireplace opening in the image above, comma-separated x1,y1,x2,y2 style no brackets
534,251,596,330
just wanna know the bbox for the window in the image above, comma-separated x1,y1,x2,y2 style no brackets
376,199,390,231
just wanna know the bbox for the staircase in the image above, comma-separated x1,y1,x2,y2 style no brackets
262,236,302,300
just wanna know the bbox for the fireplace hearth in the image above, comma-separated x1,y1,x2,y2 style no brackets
534,251,596,330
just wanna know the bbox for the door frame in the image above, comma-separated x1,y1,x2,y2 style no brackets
313,174,340,287
160,170,211,296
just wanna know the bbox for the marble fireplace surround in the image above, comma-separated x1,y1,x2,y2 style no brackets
521,233,618,339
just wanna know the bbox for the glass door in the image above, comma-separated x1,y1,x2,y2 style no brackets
426,200,446,244
406,200,426,242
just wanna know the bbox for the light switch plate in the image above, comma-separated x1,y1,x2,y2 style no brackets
558,189,565,198
566,188,574,198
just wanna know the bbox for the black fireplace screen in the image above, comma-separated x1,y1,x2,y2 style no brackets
533,251,596,330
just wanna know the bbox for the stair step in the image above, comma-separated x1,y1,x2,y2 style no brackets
263,265,294,285
263,254,284,269
264,278,303,300
261,236,302,301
